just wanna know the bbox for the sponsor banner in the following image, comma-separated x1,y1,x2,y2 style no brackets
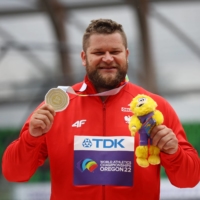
74,136,134,151
74,136,134,186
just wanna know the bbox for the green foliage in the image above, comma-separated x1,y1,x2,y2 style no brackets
0,129,19,161
183,122,200,155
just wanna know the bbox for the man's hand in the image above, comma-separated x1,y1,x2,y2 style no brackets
151,125,178,154
29,104,56,137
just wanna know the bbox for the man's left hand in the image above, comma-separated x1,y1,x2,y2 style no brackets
151,125,178,154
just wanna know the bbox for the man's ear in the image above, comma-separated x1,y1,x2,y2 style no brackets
126,48,130,60
81,51,86,66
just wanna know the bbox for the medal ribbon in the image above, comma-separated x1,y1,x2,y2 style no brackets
58,75,129,97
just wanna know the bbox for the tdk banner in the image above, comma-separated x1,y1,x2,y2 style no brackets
74,136,134,186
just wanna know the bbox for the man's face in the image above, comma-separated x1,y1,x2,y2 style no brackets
81,33,129,91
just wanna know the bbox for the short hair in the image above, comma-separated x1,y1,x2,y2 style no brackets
82,19,128,51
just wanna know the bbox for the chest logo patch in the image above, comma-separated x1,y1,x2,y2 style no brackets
72,120,86,128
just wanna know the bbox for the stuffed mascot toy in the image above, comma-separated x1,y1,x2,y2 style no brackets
128,94,164,168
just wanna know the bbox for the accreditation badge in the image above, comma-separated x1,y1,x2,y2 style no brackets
74,136,134,186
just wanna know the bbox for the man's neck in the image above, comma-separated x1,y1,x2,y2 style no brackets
95,87,109,102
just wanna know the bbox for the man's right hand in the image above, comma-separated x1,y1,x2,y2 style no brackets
29,104,56,137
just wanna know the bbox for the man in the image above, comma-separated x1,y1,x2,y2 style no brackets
2,19,200,200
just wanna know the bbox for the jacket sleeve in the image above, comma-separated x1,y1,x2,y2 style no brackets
2,121,48,182
159,99,200,187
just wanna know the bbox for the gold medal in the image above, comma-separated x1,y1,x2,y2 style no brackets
45,88,69,112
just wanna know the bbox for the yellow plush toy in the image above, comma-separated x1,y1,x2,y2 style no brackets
128,94,164,168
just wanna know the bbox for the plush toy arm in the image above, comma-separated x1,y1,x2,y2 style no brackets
129,116,142,136
152,110,164,125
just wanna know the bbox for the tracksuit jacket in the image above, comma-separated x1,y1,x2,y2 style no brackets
2,76,200,200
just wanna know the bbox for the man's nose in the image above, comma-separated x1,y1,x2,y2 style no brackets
102,52,114,63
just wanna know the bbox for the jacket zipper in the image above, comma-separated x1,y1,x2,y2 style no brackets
103,102,106,136
102,101,106,200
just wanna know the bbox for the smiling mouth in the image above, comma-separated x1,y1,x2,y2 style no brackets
99,66,117,69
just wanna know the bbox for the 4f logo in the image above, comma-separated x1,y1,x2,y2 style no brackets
72,120,86,128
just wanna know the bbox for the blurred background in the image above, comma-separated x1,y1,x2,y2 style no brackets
0,0,200,199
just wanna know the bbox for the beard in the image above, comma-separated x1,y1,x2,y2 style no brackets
86,60,128,90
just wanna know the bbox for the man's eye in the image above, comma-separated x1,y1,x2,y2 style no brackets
111,51,120,54
94,52,103,55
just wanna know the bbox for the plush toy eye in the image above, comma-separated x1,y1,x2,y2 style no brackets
138,97,146,103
